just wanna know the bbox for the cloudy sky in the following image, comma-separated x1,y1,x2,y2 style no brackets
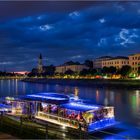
0,1,140,71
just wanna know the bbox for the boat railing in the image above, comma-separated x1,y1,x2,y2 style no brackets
35,111,82,129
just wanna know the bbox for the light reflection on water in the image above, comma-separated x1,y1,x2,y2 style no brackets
0,79,139,127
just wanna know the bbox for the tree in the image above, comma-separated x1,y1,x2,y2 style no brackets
101,66,109,74
32,68,38,74
84,60,93,69
43,65,55,76
120,65,132,78
64,69,74,75
89,69,97,75
108,66,117,75
79,69,89,76
138,66,140,75
64,61,80,65
27,68,38,77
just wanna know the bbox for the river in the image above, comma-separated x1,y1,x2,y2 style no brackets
0,79,140,139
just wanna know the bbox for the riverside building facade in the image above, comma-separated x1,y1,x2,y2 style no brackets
93,53,140,73
93,56,112,69
55,64,88,74
102,56,129,69
128,53,140,72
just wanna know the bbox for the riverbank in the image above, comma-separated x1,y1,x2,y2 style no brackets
0,114,91,139
22,78,140,89
0,77,24,80
0,115,60,139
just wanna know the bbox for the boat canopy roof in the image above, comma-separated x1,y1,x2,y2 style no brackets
0,103,11,112
20,92,69,105
0,103,11,109
16,93,102,111
60,102,101,112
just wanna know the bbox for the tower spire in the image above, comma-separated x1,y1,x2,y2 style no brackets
38,53,43,74
39,53,42,59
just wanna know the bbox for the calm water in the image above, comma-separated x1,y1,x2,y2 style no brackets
0,79,140,138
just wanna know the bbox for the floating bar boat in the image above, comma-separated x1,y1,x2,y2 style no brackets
3,93,116,133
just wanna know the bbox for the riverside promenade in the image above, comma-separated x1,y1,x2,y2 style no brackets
23,78,140,89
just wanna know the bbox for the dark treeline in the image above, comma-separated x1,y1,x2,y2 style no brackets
0,71,16,76
79,65,133,78
0,71,28,77
28,65,56,77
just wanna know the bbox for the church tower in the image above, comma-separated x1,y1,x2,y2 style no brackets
38,53,43,74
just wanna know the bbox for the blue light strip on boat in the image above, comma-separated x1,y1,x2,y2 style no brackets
60,102,100,111
88,117,116,132
0,103,11,108
26,94,67,101
69,102,99,109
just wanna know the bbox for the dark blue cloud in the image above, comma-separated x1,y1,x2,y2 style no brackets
0,1,140,71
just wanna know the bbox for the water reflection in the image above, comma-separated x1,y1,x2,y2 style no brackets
96,89,99,103
110,91,115,104
74,87,79,96
0,79,139,127
22,82,26,95
129,90,140,126
74,87,79,100
15,79,18,95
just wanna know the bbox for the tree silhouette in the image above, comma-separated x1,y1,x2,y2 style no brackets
84,60,93,69
64,69,74,75
108,66,117,75
102,66,109,74
138,66,140,75
79,69,89,76
120,65,132,78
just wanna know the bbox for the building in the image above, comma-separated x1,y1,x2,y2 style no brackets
55,64,88,74
38,54,43,74
93,56,112,69
102,56,129,69
93,53,140,74
128,53,140,72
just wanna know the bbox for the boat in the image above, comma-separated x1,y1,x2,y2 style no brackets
2,92,116,133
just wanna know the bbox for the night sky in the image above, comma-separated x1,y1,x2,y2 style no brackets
0,1,140,71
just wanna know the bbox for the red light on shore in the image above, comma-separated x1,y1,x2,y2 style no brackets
13,71,29,75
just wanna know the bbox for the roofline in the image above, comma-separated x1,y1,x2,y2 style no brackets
129,53,140,56
56,64,86,67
